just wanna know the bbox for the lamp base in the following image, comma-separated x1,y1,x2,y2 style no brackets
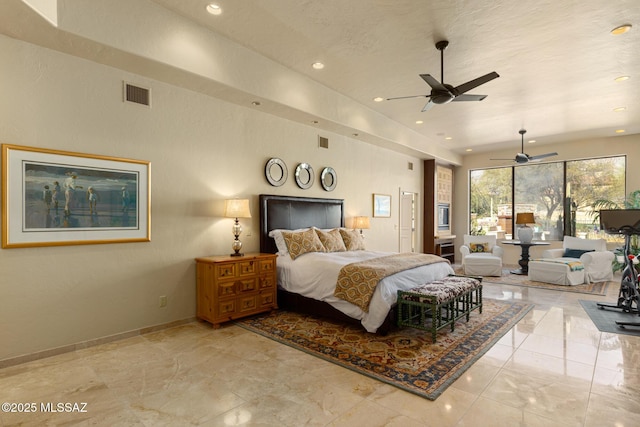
518,226,533,244
230,252,244,257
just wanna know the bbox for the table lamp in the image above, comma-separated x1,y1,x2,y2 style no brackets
353,216,370,236
224,198,252,256
516,212,535,244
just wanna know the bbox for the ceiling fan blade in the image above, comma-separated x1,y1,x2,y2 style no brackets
490,158,515,161
453,71,499,96
420,74,447,91
528,152,558,161
421,100,435,112
386,94,430,101
451,94,488,102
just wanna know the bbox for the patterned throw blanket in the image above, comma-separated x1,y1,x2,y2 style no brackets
334,253,448,312
536,257,584,271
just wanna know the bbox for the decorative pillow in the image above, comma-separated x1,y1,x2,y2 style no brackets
314,228,346,252
268,228,309,256
282,228,326,259
563,248,594,258
339,228,366,251
469,242,490,253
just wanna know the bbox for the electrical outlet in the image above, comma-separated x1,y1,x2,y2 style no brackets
159,295,167,308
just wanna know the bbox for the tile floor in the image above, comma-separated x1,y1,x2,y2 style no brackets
1,274,640,426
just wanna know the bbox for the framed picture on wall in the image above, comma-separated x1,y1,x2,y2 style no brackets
373,193,391,218
2,144,151,248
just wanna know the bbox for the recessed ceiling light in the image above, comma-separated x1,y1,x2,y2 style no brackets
311,62,325,70
445,136,452,140
352,133,359,137
206,3,222,15
311,120,319,124
613,107,627,112
615,129,626,133
251,101,261,106
611,24,632,35
373,97,384,102
615,75,630,82
465,148,473,152
527,139,536,144
415,120,424,124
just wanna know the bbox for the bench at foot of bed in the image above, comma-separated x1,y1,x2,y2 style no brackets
397,275,483,342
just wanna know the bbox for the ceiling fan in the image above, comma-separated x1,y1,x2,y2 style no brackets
491,129,558,164
386,40,499,112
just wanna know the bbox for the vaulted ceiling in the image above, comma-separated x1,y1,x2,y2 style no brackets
2,0,639,163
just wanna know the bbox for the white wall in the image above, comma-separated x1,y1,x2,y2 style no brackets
453,134,640,264
0,35,424,362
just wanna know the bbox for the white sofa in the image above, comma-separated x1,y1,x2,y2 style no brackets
460,234,504,276
528,236,614,285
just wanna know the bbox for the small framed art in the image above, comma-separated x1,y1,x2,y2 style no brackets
373,193,391,218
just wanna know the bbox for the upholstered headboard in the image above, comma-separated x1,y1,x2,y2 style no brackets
259,194,345,253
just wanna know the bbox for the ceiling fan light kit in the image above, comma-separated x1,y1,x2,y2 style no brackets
491,130,558,164
387,40,500,112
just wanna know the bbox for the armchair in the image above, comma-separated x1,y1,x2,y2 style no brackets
460,235,504,276
529,236,614,285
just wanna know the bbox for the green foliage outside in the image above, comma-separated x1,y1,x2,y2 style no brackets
591,189,640,272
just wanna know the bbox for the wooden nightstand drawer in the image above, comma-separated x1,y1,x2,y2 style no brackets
195,253,278,328
215,299,236,318
259,275,275,290
259,258,275,274
237,278,257,293
259,292,275,307
238,295,258,313
238,260,258,276
217,281,237,298
216,263,236,279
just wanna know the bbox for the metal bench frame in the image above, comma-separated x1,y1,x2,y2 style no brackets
397,275,483,342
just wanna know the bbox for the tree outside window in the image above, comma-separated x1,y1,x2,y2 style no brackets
469,156,625,241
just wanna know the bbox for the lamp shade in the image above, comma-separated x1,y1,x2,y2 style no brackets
353,216,370,229
224,199,252,218
516,212,535,225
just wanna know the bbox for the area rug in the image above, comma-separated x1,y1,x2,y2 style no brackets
579,300,640,337
453,266,610,295
236,299,533,400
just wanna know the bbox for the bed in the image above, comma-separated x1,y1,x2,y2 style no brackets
259,194,454,334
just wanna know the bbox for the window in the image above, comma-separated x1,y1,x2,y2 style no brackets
514,162,564,240
469,156,625,241
470,167,512,237
566,157,626,239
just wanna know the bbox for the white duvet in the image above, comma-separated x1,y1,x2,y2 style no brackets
277,250,454,333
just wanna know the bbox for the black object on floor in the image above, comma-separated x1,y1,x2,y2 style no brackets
580,300,640,337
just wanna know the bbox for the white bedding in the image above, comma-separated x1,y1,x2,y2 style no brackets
277,250,454,333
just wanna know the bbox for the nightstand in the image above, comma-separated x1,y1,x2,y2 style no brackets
195,253,277,328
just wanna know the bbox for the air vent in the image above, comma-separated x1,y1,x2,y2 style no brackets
318,136,329,149
123,82,151,107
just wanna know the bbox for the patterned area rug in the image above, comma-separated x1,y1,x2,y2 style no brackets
453,266,610,295
236,299,533,400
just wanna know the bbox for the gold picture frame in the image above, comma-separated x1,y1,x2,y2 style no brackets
373,193,391,218
2,144,151,248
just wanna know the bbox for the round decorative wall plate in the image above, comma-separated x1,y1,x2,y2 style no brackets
265,157,288,187
294,163,314,189
320,167,337,191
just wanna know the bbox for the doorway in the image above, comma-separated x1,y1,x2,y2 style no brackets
400,191,418,252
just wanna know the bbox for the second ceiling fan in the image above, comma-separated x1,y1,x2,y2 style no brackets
491,129,558,164
387,40,499,112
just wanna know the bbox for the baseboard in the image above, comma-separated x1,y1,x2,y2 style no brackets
0,317,197,369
